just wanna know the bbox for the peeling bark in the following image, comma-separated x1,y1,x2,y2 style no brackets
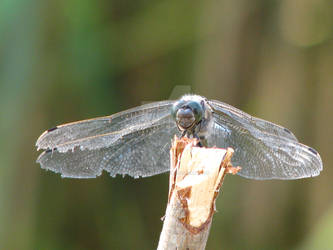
157,137,238,250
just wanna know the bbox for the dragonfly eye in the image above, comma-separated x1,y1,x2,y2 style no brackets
172,100,204,130
176,108,195,129
187,101,204,122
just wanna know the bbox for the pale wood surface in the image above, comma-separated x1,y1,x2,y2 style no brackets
157,137,236,250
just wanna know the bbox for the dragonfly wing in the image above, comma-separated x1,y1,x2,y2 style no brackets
102,122,179,178
208,100,298,141
37,119,179,178
208,100,323,180
37,147,110,178
37,114,179,178
36,100,179,178
36,100,175,152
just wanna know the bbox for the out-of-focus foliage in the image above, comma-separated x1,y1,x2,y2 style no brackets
0,0,332,249
299,204,333,250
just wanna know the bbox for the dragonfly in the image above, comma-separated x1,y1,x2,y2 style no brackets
36,94,323,180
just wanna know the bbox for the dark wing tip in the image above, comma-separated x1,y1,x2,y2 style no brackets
283,127,292,135
305,145,323,173
308,147,318,155
36,127,57,149
47,126,58,132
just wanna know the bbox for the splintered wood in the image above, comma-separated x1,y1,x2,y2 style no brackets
157,137,239,250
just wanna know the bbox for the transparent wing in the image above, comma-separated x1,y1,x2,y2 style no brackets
36,101,179,178
36,100,174,152
208,100,323,180
37,121,179,178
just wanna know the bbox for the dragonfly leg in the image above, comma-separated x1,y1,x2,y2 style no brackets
180,130,187,138
199,137,208,147
192,133,207,147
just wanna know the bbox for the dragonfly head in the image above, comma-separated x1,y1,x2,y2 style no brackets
172,98,204,131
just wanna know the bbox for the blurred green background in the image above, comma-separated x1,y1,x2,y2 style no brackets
0,0,332,249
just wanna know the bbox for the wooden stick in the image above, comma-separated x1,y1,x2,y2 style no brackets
157,137,238,250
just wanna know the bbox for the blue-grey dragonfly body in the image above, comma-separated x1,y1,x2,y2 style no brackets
36,94,323,180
